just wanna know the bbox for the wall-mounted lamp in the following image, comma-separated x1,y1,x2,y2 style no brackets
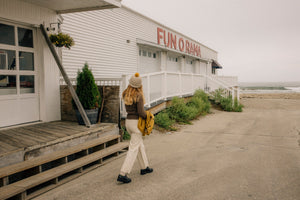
46,22,61,32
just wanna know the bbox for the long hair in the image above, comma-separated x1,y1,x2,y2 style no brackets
122,85,146,105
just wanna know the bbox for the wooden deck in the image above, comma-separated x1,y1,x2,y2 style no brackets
0,121,119,168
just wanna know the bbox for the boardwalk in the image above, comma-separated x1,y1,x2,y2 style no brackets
0,121,117,167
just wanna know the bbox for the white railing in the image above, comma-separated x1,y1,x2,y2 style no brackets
59,74,239,119
120,71,239,118
60,78,122,86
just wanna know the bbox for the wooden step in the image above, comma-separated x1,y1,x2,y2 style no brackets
0,142,128,200
0,134,120,180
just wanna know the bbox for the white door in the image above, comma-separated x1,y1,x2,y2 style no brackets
166,53,181,72
138,48,160,74
0,21,39,127
185,58,194,74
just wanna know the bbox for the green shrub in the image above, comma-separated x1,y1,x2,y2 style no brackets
155,112,176,130
218,95,244,112
73,63,101,109
188,90,211,114
209,88,243,112
220,95,233,111
193,89,210,103
233,97,243,112
210,88,226,105
155,90,212,131
168,97,194,123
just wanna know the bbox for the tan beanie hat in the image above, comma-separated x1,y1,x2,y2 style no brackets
129,72,142,88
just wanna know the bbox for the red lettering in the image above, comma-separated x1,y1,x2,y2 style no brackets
163,31,171,47
179,38,184,51
185,40,190,53
158,28,201,57
190,43,194,55
157,27,164,45
193,44,197,55
195,45,200,56
170,33,177,49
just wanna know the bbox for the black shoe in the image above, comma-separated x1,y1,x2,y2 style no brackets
140,167,153,175
117,174,131,183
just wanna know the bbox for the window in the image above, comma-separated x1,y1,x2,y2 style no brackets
148,52,152,57
19,52,34,71
0,75,16,95
0,49,16,70
186,60,193,65
0,23,15,45
20,75,34,94
18,27,33,48
142,50,147,56
0,22,36,96
153,53,156,58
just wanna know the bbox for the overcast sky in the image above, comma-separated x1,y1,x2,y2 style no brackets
122,0,300,83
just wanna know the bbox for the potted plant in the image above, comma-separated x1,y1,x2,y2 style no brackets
49,32,74,49
73,63,101,125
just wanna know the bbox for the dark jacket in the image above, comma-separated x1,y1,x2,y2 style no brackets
125,95,147,119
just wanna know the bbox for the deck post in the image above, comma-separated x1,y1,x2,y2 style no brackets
39,24,91,127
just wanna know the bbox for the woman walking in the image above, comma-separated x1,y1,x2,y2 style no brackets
117,73,153,184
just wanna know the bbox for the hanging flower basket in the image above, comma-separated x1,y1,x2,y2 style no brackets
49,33,74,49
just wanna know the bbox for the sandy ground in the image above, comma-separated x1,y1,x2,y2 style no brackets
34,93,300,200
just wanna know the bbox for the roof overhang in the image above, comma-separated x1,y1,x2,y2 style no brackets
212,59,223,69
21,0,121,14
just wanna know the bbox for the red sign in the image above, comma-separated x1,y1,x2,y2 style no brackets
157,27,201,57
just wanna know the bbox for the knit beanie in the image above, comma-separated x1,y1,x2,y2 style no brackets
129,72,142,88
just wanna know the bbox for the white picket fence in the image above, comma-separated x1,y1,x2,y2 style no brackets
120,71,239,118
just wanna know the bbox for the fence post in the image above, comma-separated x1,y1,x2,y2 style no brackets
163,71,167,100
179,73,182,97
236,86,240,102
232,87,235,103
191,73,194,94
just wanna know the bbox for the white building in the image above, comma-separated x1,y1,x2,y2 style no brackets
61,6,221,78
0,0,121,128
61,6,238,110
0,1,237,128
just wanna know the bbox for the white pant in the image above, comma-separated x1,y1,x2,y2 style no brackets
120,119,149,175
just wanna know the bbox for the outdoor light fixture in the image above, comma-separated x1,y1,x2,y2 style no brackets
47,22,61,31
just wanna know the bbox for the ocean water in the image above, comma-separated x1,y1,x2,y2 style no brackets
239,82,300,94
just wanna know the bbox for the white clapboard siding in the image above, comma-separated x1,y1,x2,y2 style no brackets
0,0,57,26
62,6,218,79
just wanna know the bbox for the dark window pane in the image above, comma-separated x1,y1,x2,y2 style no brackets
0,49,16,70
19,51,34,71
20,75,34,94
0,23,15,45
0,75,16,95
18,27,33,48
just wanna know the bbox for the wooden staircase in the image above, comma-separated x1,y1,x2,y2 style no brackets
0,134,128,200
